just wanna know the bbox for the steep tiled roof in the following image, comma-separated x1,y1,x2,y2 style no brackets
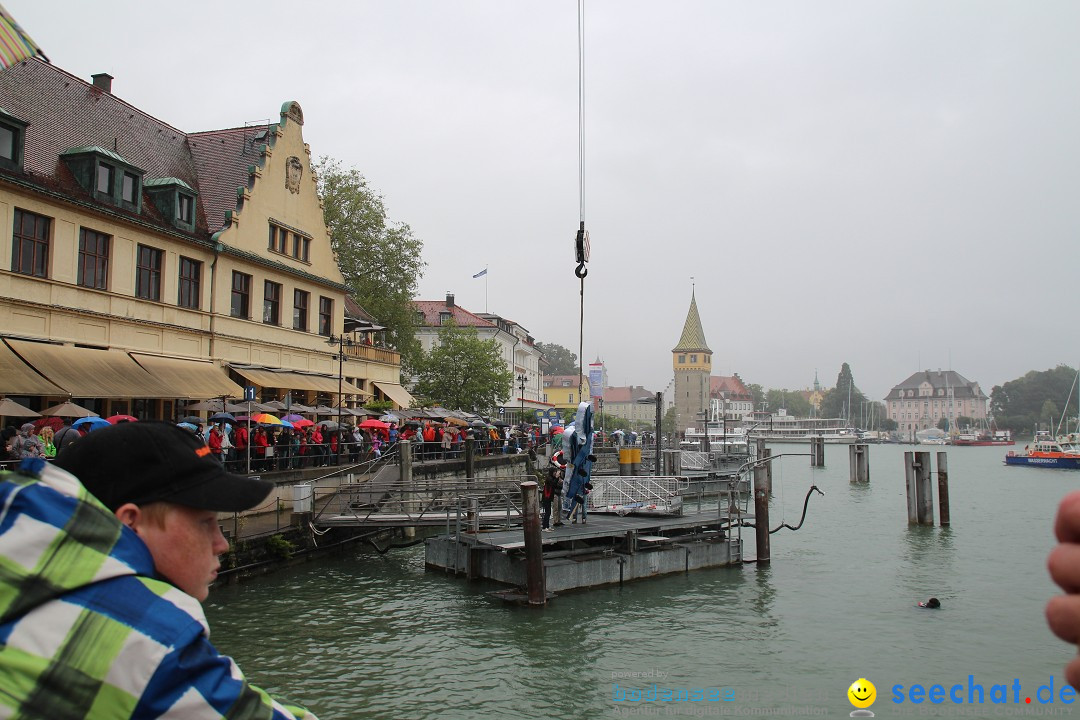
0,58,276,239
188,125,271,234
413,300,496,328
884,370,985,400
673,291,711,353
544,374,584,387
603,386,655,403
710,375,751,399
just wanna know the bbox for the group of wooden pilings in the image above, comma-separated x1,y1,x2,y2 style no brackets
904,451,950,526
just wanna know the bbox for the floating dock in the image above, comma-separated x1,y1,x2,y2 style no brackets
424,506,748,593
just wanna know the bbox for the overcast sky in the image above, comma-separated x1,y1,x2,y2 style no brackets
13,1,1079,401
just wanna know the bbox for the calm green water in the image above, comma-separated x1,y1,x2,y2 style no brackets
206,444,1080,718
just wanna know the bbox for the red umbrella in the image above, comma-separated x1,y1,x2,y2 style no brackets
291,418,315,428
106,414,138,424
358,418,390,430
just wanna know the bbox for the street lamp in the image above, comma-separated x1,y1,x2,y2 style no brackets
516,373,527,429
326,334,357,467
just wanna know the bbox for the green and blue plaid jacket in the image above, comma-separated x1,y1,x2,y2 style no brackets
0,460,318,719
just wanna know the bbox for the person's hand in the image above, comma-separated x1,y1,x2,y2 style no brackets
1046,491,1080,687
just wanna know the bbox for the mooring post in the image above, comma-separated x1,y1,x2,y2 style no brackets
810,436,825,467
630,447,641,476
468,496,480,533
398,439,415,538
753,462,771,564
763,448,773,495
937,451,950,526
464,438,476,486
619,448,632,476
915,451,934,525
520,481,546,606
849,444,870,483
904,452,918,524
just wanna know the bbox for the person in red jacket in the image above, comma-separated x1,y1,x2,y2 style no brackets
252,426,269,471
422,423,436,461
233,422,249,472
207,424,224,464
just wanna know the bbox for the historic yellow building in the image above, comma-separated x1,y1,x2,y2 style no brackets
0,59,406,419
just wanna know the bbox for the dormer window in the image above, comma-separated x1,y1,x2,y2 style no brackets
61,146,143,213
0,109,28,171
439,311,451,325
145,177,197,232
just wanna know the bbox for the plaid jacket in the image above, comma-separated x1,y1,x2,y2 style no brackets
0,460,319,719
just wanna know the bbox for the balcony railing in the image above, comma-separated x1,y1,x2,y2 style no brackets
343,342,399,365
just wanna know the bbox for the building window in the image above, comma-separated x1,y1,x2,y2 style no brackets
439,311,451,325
264,281,281,325
569,393,574,403
0,122,19,164
96,163,114,194
135,245,162,301
231,271,251,318
268,223,289,254
690,354,697,363
178,256,201,309
77,227,110,290
678,354,686,364
318,296,333,336
293,289,309,331
178,194,194,224
11,208,50,278
121,172,139,203
299,236,311,262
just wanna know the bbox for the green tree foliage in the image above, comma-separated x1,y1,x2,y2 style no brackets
745,383,765,410
535,342,578,376
763,389,813,417
663,406,677,437
314,157,426,371
819,363,869,422
412,321,513,414
990,365,1078,433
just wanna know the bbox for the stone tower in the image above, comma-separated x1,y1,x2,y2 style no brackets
672,290,712,437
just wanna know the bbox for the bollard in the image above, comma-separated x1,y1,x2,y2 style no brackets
464,438,476,486
399,439,415,538
811,436,826,467
904,452,918,524
849,444,870,483
619,448,632,476
630,447,641,476
763,448,772,495
914,451,934,525
937,451,950,526
753,462,771,564
520,481,546,606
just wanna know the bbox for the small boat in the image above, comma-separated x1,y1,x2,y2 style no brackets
1005,436,1080,469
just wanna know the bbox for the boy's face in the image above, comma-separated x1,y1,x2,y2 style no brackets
128,503,229,601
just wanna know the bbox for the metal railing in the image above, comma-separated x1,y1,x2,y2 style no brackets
588,475,689,516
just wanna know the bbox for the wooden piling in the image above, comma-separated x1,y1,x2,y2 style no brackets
937,451,950,526
399,439,415,538
753,462,771,564
464,438,476,484
849,444,869,483
915,451,934,525
904,452,918,524
520,481,546,606
763,448,773,495
811,436,825,467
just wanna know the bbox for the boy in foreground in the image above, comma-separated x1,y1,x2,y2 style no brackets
0,421,319,718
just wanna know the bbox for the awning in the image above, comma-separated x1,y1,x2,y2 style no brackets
373,381,414,409
130,353,243,400
0,339,65,395
231,366,368,396
6,339,168,398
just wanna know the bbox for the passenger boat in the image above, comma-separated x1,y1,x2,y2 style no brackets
1004,436,1080,469
739,410,860,444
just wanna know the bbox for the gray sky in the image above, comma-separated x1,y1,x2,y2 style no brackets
13,1,1079,401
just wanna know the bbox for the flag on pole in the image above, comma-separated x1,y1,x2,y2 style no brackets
472,268,487,279
0,4,45,69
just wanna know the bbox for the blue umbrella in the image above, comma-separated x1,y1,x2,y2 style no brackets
73,416,111,432
176,422,198,431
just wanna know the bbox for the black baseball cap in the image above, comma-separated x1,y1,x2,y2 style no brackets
53,421,274,512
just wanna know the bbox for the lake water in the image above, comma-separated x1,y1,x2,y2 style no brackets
205,444,1080,718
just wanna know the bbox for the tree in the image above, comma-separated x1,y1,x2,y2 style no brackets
991,365,1078,433
411,321,513,414
763,389,813,417
315,157,426,371
662,406,677,438
535,342,578,376
819,363,868,421
745,383,765,411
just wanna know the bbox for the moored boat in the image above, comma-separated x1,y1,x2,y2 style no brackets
1004,437,1080,469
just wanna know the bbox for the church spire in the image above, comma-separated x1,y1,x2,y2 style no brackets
672,289,711,353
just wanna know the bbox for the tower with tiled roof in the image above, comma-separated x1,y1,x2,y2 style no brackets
672,290,712,436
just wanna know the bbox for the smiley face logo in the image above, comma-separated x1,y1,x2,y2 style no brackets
848,678,877,709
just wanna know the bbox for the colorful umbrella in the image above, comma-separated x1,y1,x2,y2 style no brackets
251,413,282,425
281,413,306,423
73,416,111,431
105,414,138,424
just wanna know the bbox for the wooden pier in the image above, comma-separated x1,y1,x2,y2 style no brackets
424,507,749,594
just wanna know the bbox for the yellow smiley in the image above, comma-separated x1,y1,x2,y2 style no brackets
847,678,876,709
